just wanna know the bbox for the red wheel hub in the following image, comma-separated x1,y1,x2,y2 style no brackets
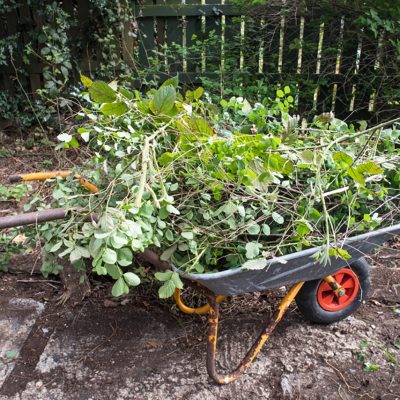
317,268,360,311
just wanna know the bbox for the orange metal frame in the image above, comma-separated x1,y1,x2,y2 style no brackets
174,275,343,385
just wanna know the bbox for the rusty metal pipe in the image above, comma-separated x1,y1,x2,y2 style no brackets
0,208,83,230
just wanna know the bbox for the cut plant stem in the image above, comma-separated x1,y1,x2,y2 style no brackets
134,136,151,208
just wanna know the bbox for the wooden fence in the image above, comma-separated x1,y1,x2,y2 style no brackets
0,1,399,120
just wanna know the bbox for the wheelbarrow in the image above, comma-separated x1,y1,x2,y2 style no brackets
1,171,400,384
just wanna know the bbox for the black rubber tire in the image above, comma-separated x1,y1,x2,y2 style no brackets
295,258,370,324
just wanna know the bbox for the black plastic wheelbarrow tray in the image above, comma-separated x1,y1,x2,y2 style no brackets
1,171,400,384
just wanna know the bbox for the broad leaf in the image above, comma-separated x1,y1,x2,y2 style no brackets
89,81,117,103
160,244,177,261
347,167,365,185
242,258,267,270
357,161,383,175
80,74,93,88
158,280,176,299
112,277,129,297
333,151,353,167
123,272,141,287
100,102,127,116
103,248,117,264
245,242,262,259
152,85,176,114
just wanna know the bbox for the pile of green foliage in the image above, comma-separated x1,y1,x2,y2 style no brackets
32,77,398,297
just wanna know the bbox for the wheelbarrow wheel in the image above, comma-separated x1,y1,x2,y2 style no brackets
295,258,370,324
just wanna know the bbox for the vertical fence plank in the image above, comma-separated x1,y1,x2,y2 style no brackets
335,18,360,119
353,29,379,115
317,18,342,113
297,15,319,115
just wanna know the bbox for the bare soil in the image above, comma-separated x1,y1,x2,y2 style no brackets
0,247,398,400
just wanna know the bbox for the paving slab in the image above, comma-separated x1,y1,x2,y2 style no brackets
0,298,44,388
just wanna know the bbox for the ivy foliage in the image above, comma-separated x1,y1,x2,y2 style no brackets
31,77,400,297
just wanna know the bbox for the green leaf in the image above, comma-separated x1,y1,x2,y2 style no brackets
158,152,178,166
242,258,267,270
70,246,90,263
123,272,141,287
166,204,180,215
155,270,173,282
160,244,177,261
363,362,379,372
357,161,383,175
112,277,129,297
89,81,117,103
262,224,271,236
171,272,183,289
247,224,260,235
49,241,62,253
106,263,122,279
158,280,176,299
152,85,176,114
284,86,291,94
265,154,294,174
80,74,93,88
119,87,134,99
181,231,194,240
333,151,353,167
328,248,351,260
295,221,311,236
103,248,117,264
193,86,204,100
245,242,262,259
300,150,314,164
272,212,284,224
110,232,129,249
277,89,285,98
161,75,179,89
347,166,365,185
100,102,127,116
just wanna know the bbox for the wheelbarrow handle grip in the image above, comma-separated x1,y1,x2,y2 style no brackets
8,171,99,194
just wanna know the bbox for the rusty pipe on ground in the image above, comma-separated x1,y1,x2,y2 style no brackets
0,208,82,230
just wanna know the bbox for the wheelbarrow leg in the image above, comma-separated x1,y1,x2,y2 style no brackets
205,282,304,385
